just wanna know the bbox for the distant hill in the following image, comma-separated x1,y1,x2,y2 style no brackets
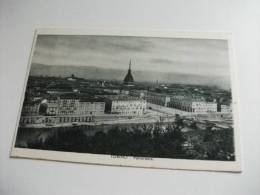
29,63,230,89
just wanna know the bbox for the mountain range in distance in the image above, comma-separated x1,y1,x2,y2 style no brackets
29,63,231,90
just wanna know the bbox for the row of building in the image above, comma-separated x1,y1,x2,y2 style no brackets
20,115,94,125
21,95,147,117
20,89,231,126
129,90,231,113
167,96,218,113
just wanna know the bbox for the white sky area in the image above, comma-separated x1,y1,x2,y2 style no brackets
32,35,230,78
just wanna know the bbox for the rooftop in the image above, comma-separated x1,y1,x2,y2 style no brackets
23,99,42,105
79,96,105,103
102,95,143,101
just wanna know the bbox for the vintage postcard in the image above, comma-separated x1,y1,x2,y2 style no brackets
11,29,241,172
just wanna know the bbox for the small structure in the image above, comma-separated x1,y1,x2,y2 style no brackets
67,74,77,81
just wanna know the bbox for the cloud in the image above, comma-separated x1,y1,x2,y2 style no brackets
150,58,174,64
31,34,230,86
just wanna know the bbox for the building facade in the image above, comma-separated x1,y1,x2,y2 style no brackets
20,96,106,125
43,97,106,116
21,96,120,118
168,97,217,113
19,115,94,125
57,98,80,115
191,101,217,113
145,92,171,107
21,102,40,116
78,100,105,115
46,98,59,116
104,95,146,116
221,104,232,113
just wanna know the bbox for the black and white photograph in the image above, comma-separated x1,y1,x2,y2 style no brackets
11,29,240,171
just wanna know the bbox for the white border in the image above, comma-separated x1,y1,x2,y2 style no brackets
10,28,241,172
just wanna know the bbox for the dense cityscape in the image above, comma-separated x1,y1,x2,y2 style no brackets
15,61,235,161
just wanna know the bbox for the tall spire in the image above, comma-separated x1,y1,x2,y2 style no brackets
123,59,134,85
129,59,131,70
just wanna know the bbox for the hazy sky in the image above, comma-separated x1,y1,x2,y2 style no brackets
32,34,230,78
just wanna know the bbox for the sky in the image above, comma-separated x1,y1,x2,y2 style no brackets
32,34,231,81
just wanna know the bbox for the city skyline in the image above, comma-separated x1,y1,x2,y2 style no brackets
30,63,231,89
32,35,230,82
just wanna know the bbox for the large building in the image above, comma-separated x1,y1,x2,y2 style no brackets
78,98,106,116
21,100,41,116
21,95,106,117
54,96,105,116
168,97,217,113
123,60,134,85
145,92,171,107
144,91,217,113
19,96,105,125
46,101,59,115
104,95,146,116
57,97,80,115
220,104,232,113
